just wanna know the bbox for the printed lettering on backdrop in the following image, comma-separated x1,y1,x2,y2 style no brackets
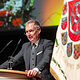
50,0,80,80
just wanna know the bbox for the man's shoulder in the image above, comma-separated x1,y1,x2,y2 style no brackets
41,38,53,43
40,38,53,45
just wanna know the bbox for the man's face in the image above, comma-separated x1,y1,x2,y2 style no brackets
25,23,41,43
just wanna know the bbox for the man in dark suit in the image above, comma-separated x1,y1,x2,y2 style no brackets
0,20,54,80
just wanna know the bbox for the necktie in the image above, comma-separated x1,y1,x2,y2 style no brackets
33,43,36,48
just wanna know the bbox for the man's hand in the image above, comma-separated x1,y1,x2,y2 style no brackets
27,70,38,77
25,70,41,79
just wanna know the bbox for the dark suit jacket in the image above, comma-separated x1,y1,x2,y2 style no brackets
0,38,54,80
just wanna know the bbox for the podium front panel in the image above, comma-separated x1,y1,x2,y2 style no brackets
0,69,28,80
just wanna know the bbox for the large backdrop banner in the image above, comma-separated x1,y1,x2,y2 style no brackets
50,0,80,80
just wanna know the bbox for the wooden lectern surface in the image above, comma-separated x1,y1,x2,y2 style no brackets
0,69,28,80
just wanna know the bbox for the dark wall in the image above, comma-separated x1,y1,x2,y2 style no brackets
0,26,57,71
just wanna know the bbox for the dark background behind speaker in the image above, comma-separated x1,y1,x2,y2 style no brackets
0,26,57,71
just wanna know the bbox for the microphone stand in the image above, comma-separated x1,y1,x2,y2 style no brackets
7,39,21,70
7,56,13,70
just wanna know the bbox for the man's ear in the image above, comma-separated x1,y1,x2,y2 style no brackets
38,27,41,34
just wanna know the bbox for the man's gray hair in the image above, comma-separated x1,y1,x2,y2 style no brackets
25,20,40,28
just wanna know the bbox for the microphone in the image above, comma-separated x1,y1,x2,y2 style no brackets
8,38,22,70
11,38,22,57
0,40,13,54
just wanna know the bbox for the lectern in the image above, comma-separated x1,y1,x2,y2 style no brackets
0,69,28,80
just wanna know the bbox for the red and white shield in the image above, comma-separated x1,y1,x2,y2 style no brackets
68,0,80,41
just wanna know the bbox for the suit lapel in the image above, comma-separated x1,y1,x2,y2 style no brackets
35,39,44,54
25,42,32,69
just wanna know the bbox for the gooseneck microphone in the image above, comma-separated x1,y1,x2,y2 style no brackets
8,38,22,70
0,40,13,54
11,38,21,57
